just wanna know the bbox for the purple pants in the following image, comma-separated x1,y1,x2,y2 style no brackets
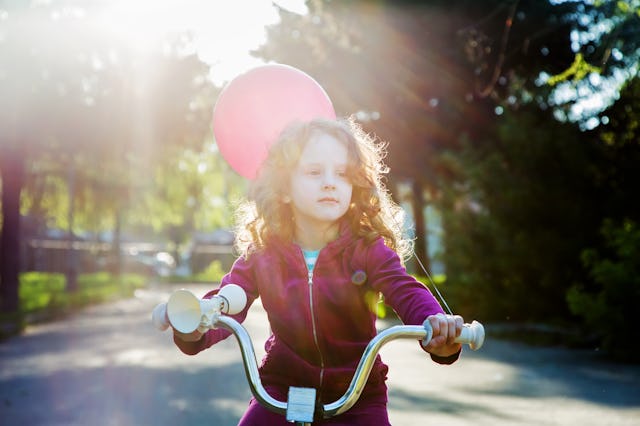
237,387,391,425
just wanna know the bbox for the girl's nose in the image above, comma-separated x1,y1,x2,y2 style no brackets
322,173,336,190
322,182,336,190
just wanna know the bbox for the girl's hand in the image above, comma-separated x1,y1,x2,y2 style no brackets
422,313,464,358
173,328,204,343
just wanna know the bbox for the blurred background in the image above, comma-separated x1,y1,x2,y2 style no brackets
0,0,639,362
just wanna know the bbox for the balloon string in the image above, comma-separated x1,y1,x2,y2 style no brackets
393,210,454,316
411,251,454,316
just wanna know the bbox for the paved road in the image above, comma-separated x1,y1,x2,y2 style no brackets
1,284,639,425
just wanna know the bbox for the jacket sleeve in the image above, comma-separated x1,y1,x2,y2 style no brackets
366,238,444,325
365,238,461,364
174,254,260,355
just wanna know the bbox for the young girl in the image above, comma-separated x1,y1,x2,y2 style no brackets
173,117,464,425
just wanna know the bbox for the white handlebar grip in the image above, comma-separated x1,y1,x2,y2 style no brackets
455,320,485,350
151,303,170,331
218,284,247,315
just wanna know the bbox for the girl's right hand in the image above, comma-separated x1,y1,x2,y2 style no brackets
173,328,204,343
422,313,463,358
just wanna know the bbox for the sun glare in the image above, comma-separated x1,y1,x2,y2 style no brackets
95,0,307,85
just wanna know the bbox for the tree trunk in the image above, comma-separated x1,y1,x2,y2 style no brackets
0,146,25,314
65,165,78,292
411,180,430,274
112,209,122,278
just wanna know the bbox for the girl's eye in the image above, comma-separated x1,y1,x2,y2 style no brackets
337,167,350,178
305,168,321,176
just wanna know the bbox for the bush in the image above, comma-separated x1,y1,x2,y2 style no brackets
18,271,146,317
192,260,226,283
567,219,640,362
19,272,66,312
0,271,147,339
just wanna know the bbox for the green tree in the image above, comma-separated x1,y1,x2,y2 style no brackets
0,4,96,308
0,2,214,313
565,76,640,360
440,73,639,330
127,143,246,258
256,0,590,274
251,1,640,358
439,108,604,322
568,219,640,361
544,0,640,126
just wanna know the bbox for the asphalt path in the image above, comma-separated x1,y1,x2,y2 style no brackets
1,283,639,425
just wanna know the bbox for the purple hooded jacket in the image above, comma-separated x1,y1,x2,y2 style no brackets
174,226,458,405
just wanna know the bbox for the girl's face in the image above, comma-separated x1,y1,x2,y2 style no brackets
288,131,353,234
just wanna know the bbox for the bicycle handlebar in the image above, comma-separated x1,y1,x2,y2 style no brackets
153,288,485,420
215,315,484,418
212,315,484,418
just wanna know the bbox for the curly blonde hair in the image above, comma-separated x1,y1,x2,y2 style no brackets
234,117,412,261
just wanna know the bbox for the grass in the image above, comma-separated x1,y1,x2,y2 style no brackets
0,271,147,338
164,260,227,284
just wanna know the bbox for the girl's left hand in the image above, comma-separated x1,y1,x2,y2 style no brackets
422,313,464,358
173,328,204,343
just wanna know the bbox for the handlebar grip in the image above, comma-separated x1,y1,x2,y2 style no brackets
151,303,170,331
455,320,485,350
423,319,485,351
218,284,247,315
153,285,249,334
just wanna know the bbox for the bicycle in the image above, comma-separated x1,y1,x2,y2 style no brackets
152,285,485,425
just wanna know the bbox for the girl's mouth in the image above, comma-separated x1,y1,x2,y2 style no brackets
318,197,338,203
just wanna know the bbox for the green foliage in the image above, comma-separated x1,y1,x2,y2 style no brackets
4,1,221,238
21,172,68,229
18,271,146,316
128,143,246,242
567,219,640,362
547,53,601,86
0,271,145,338
414,274,447,287
192,260,226,283
564,77,640,360
438,108,602,322
18,272,66,312
438,77,640,349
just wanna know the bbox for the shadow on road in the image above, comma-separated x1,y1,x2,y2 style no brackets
1,361,251,425
459,333,640,408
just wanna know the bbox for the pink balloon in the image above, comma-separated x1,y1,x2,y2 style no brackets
212,64,336,179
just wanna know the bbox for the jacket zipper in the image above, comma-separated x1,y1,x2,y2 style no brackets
306,257,325,389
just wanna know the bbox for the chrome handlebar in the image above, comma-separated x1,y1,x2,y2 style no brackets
153,287,485,421
214,315,485,419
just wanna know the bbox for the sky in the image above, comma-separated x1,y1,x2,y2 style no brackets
96,0,308,85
